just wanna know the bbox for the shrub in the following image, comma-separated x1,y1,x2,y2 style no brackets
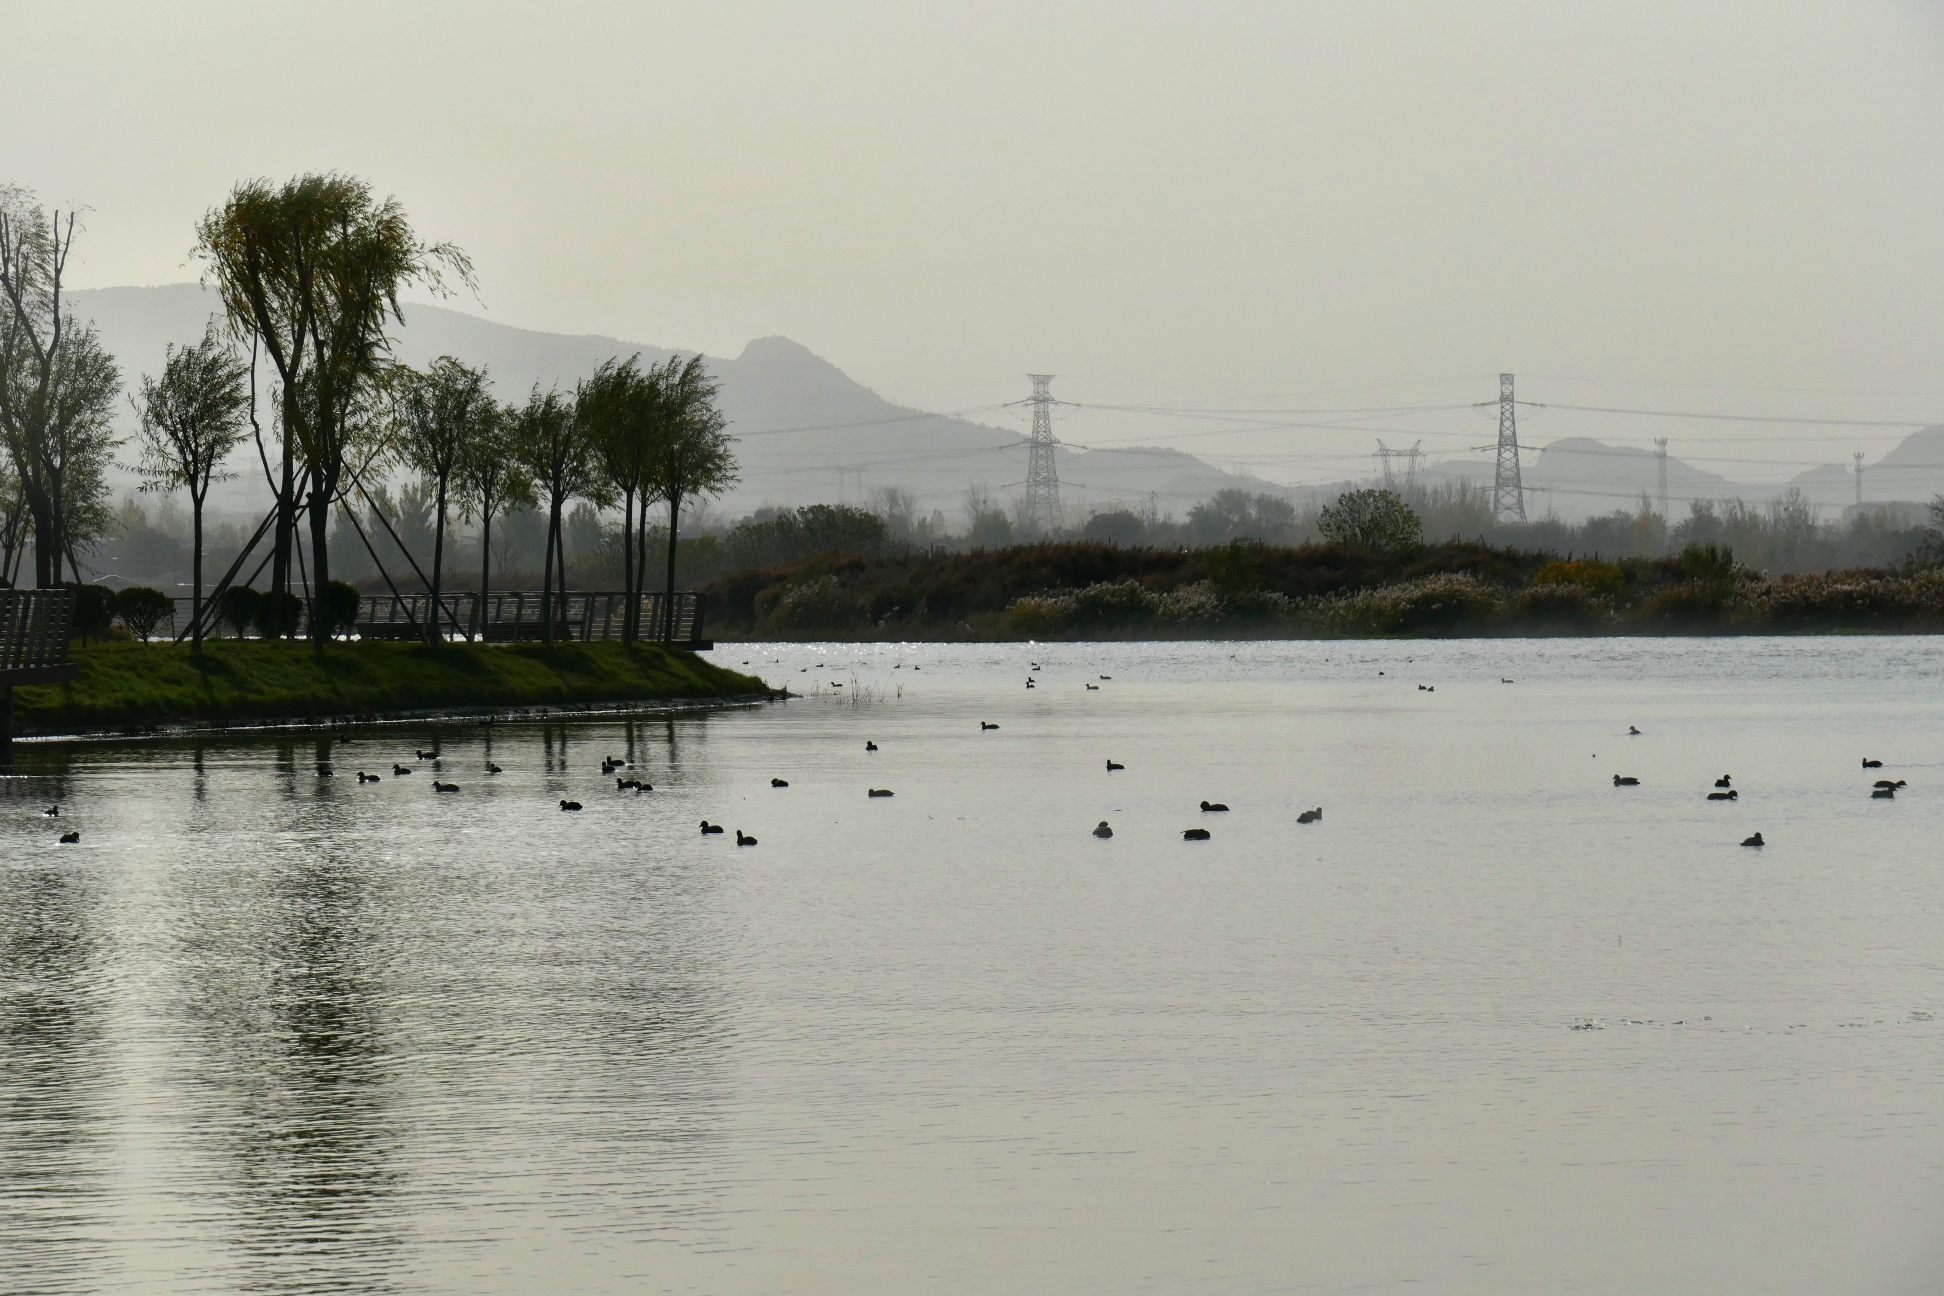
67,583,117,644
323,580,362,639
1318,489,1422,551
1680,542,1736,588
255,590,304,639
1531,559,1625,596
1298,572,1503,635
222,586,263,638
1510,583,1613,630
1203,539,1262,594
112,586,175,642
1081,510,1145,546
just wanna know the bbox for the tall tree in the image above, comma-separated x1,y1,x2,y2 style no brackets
0,189,122,586
457,403,534,640
133,324,250,651
581,355,658,644
648,356,737,645
509,387,596,645
395,356,493,642
195,173,471,646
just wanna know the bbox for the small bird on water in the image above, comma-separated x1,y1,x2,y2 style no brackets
486,763,502,774
1093,821,1113,838
1707,790,1737,801
59,830,79,844
1200,800,1229,812
1741,832,1764,847
868,788,894,798
393,764,411,776
42,806,58,817
433,781,459,793
1613,775,1640,786
981,722,1000,731
771,778,789,787
1297,808,1322,824
1106,760,1124,772
559,800,582,811
736,830,757,846
865,741,878,751
1182,828,1211,841
1715,775,1732,788
700,820,724,834
1628,726,1641,735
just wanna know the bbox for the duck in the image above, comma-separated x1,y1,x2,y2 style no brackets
1106,760,1124,772
1093,821,1113,839
865,741,878,751
1501,678,1514,684
1863,758,1883,768
392,764,411,776
617,777,641,790
1628,726,1641,735
1714,775,1732,788
559,800,583,811
1200,800,1229,812
1707,789,1738,800
356,771,380,783
771,778,789,788
1613,775,1640,786
1025,680,1035,689
486,763,502,775
1099,675,1111,680
58,830,79,844
1741,832,1764,847
981,722,1000,730
416,749,438,760
700,820,724,834
634,782,654,792
1871,786,1896,799
1297,808,1321,824
1031,662,1041,670
1873,779,1906,789
41,805,58,817
433,781,460,793
736,830,757,846
868,788,894,798
1182,828,1211,841
1085,683,1098,691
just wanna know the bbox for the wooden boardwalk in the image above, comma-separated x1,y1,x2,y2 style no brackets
168,590,710,646
0,590,79,758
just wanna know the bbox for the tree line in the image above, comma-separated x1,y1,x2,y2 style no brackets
0,174,735,650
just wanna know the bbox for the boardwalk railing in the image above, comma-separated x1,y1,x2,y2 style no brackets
0,589,79,758
0,590,77,678
169,590,709,646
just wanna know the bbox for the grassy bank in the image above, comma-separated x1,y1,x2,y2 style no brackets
12,641,768,736
697,541,1944,640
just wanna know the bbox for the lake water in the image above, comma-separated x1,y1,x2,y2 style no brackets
4,637,1942,1294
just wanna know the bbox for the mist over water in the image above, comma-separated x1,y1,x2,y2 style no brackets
3,637,1941,1293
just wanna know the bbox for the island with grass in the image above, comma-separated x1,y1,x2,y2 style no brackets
11,640,770,738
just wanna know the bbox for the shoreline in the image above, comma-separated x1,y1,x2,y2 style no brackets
10,641,771,740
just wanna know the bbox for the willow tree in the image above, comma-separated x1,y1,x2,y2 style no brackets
582,355,659,644
457,403,533,640
0,189,123,586
134,325,250,650
649,356,736,644
509,387,599,645
195,173,471,645
396,356,493,642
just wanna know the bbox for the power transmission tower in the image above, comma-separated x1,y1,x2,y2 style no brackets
1853,451,1865,509
1492,373,1526,523
1654,437,1669,522
1374,439,1423,494
1023,374,1061,533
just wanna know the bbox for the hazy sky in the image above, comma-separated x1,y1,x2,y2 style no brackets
11,1,1944,485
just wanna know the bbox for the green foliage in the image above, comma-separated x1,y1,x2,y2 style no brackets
1531,559,1625,595
324,580,362,638
1203,539,1262,594
111,586,174,641
1318,489,1422,552
67,583,116,643
724,503,887,569
10,640,764,737
1679,542,1736,590
1081,510,1145,546
255,590,304,639
221,586,263,638
1187,489,1298,544
134,323,250,501
965,508,1014,549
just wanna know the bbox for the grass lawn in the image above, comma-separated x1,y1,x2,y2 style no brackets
12,640,768,736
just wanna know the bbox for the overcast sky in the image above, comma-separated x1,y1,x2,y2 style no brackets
11,0,1944,485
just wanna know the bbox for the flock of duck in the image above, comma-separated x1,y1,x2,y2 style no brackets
1609,730,1905,847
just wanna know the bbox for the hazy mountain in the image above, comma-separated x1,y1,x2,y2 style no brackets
1787,424,1944,512
70,284,1280,522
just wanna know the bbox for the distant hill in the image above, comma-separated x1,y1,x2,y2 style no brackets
70,284,1281,521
